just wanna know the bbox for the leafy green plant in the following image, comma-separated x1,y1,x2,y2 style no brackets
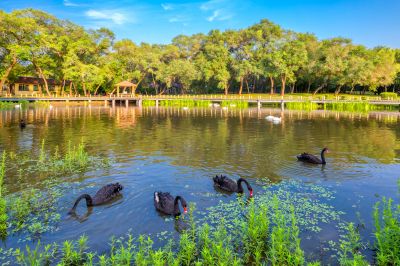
269,196,304,266
373,197,400,265
221,100,248,108
338,223,368,266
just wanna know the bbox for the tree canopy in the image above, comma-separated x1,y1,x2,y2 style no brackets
0,9,399,95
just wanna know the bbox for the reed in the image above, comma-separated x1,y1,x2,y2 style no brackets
338,223,368,266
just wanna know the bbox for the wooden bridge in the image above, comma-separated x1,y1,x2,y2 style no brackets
0,94,399,109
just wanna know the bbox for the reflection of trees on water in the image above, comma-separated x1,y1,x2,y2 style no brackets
0,106,399,185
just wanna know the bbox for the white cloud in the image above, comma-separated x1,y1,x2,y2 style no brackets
63,0,80,7
207,9,232,22
200,0,226,11
161,4,173,11
85,9,129,25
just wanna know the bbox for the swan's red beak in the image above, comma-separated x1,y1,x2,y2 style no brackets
250,190,253,197
183,207,188,213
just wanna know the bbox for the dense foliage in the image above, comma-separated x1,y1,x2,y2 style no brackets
1,9,399,96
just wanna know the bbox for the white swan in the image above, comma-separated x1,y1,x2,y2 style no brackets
272,117,282,123
265,115,274,120
222,106,228,110
15,104,21,108
182,107,189,110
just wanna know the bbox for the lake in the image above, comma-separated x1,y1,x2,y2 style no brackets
0,105,399,263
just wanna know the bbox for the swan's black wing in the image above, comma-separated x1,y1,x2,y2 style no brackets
154,191,174,213
93,183,121,203
213,175,238,192
297,153,322,164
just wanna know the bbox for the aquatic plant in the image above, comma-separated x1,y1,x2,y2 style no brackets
269,196,304,266
380,92,398,100
337,223,368,266
220,100,248,108
142,100,156,106
159,99,211,107
0,151,7,238
373,197,400,265
285,101,319,111
7,180,63,239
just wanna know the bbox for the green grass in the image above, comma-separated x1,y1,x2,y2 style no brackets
380,92,398,100
220,100,249,108
142,100,156,106
0,100,29,109
285,101,319,111
160,99,211,107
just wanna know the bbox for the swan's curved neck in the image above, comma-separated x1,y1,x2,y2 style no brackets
69,194,93,214
321,150,327,164
174,196,182,215
237,178,251,193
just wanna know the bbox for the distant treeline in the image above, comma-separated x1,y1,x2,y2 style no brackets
0,9,399,95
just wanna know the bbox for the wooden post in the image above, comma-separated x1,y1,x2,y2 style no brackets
257,100,261,109
117,86,120,97
156,99,159,108
137,99,142,107
281,100,285,111
104,100,108,106
125,99,129,108
112,99,116,108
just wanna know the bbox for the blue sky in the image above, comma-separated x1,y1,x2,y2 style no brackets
1,0,399,48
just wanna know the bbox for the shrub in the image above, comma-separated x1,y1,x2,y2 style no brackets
380,92,398,99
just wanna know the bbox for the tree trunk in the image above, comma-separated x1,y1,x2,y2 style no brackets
224,83,229,95
61,79,66,95
33,62,50,95
69,82,73,96
269,76,274,94
0,56,17,93
290,83,295,94
82,83,87,95
245,78,250,94
313,82,326,95
280,75,286,96
94,84,101,95
334,85,343,95
307,81,311,93
350,85,355,93
252,76,256,93
239,77,243,95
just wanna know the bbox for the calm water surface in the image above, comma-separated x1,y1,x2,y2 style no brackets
0,105,399,261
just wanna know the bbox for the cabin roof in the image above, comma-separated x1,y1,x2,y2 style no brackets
115,80,135,87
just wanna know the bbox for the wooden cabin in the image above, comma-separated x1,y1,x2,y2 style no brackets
9,77,72,96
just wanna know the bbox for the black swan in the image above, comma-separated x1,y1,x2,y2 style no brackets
68,183,123,214
154,191,188,216
19,119,26,129
213,175,253,197
297,147,329,164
